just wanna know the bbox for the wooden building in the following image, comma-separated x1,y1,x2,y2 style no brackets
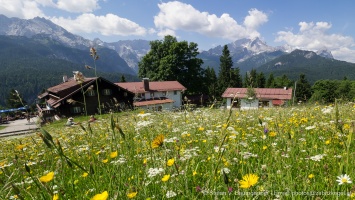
37,76,134,121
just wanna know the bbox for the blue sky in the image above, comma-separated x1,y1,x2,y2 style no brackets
1,0,355,62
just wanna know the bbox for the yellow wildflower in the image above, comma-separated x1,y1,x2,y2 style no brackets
193,171,197,176
39,171,54,183
53,194,59,200
127,192,137,199
167,158,175,167
110,151,118,158
143,158,147,165
151,134,164,149
102,159,108,163
198,127,204,131
239,174,259,189
308,174,314,179
268,131,277,137
16,144,26,150
82,172,89,178
162,174,170,182
91,191,108,200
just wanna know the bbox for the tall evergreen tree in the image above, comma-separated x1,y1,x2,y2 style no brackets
217,45,233,95
229,67,243,88
243,72,250,87
295,73,312,102
266,73,275,88
249,69,257,88
256,72,266,88
120,75,126,82
204,67,219,100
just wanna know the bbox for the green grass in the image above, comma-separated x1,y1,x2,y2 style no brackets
0,125,6,131
1,103,355,199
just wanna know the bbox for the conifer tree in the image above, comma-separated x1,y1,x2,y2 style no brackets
295,73,312,102
217,45,233,95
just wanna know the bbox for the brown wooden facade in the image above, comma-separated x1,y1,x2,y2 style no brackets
37,77,134,120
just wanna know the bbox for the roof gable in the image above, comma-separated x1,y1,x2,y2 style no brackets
116,81,186,93
222,88,293,100
46,77,97,98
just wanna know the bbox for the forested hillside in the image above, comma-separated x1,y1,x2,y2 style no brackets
0,36,139,107
257,50,355,83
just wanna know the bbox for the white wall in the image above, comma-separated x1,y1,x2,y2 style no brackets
240,99,259,110
143,91,183,108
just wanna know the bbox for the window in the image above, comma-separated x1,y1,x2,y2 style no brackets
102,89,112,96
150,92,154,98
162,91,167,96
174,91,177,95
86,90,96,96
70,106,82,114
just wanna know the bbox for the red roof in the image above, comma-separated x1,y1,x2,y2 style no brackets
116,81,186,93
222,88,293,100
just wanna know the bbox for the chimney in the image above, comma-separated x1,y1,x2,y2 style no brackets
143,78,150,91
63,75,68,82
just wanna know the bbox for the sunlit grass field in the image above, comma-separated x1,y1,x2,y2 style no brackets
1,102,355,199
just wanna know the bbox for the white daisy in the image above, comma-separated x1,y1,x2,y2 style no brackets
336,174,352,185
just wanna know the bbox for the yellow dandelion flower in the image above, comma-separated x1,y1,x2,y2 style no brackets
91,191,108,200
167,158,175,167
82,172,89,178
268,131,277,137
110,151,118,158
308,174,315,179
143,158,147,165
16,144,26,150
127,192,137,199
262,146,268,150
151,134,164,149
198,127,204,131
325,140,331,145
39,171,54,183
344,123,350,130
239,174,259,189
102,159,108,163
193,171,197,176
162,174,170,182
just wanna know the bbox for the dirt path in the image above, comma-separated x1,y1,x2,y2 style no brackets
0,117,39,134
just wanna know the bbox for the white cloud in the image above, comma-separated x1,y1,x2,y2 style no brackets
55,0,99,13
332,47,355,63
275,21,355,62
50,13,147,36
154,1,268,40
0,0,46,19
243,8,268,30
157,29,177,38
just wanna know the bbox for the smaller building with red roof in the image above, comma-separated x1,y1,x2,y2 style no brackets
222,88,293,109
116,78,186,111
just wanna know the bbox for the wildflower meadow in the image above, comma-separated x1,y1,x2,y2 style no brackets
1,102,355,199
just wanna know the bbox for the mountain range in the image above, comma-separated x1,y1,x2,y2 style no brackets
0,14,354,106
